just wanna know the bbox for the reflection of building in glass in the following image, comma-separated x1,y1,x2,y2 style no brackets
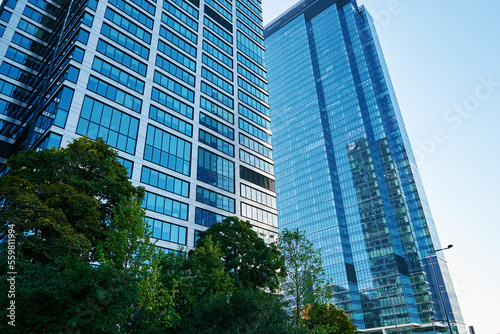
0,0,278,249
264,0,465,332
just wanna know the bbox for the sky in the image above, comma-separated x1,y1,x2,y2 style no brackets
262,1,500,333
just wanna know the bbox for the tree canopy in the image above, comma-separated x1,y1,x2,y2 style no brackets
0,137,175,333
196,216,286,291
0,137,145,266
301,303,358,334
280,228,333,326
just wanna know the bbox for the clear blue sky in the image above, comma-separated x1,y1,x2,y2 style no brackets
262,1,500,333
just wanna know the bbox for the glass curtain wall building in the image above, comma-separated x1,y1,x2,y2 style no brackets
264,0,465,333
0,0,277,250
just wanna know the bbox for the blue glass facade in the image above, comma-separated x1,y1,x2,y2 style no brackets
265,0,465,333
0,0,278,249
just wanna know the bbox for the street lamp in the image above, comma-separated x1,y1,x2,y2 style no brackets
428,245,454,334
430,317,437,334
389,294,402,334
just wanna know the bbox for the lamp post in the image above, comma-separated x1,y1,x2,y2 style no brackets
428,245,454,334
389,294,402,334
430,317,437,334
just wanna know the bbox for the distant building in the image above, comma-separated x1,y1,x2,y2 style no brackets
264,0,465,332
0,0,277,249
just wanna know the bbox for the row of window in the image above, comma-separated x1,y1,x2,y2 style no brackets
238,104,270,129
241,202,277,227
0,98,24,119
236,1,262,27
241,183,276,209
239,133,272,159
200,96,234,124
237,31,265,65
129,0,156,16
28,0,59,15
163,1,198,31
237,20,263,46
204,16,232,43
237,53,266,79
195,207,226,228
104,8,152,44
109,0,154,29
201,82,233,109
240,165,275,192
148,217,187,245
160,26,197,58
92,57,145,94
203,54,232,81
239,91,268,116
203,41,232,68
144,124,192,175
0,78,30,102
205,0,231,21
87,76,142,113
101,23,149,59
22,5,55,30
236,9,262,36
158,39,196,72
0,62,35,85
240,149,274,175
157,55,195,87
196,186,235,213
149,105,193,137
217,0,232,11
77,96,138,155
197,147,234,193
238,78,268,103
238,64,267,90
96,39,147,76
162,13,198,44
204,28,233,56
151,87,193,119
199,129,234,157
11,32,45,58
239,118,270,143
141,165,190,198
168,0,199,20
154,71,194,102
200,112,233,140
202,67,233,94
0,119,19,139
17,19,51,42
143,191,188,220
237,0,261,19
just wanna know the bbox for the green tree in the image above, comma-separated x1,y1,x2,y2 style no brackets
196,216,286,291
0,137,145,265
184,288,306,334
301,303,358,334
159,236,234,331
1,259,136,333
280,228,333,326
0,137,176,333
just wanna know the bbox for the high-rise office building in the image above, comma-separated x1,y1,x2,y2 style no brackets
0,0,277,250
265,0,465,333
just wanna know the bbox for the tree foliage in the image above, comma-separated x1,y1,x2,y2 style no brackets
184,288,306,334
0,137,145,265
0,137,175,333
196,216,286,291
301,303,358,334
280,228,333,326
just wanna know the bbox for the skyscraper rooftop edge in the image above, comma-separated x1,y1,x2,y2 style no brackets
264,0,358,38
